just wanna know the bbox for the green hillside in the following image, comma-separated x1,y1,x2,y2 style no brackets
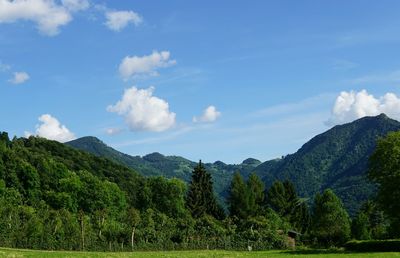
254,114,400,215
67,114,400,216
66,137,260,201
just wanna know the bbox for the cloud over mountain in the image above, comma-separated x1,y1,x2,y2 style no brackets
26,114,76,142
327,89,400,125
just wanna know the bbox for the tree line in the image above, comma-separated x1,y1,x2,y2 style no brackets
0,131,399,251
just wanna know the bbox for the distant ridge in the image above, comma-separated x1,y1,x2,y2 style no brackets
66,137,260,204
66,114,400,215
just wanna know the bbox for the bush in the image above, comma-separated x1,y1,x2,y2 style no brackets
345,239,400,252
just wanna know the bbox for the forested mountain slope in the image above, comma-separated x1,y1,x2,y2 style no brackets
66,137,260,200
66,114,400,215
254,114,400,215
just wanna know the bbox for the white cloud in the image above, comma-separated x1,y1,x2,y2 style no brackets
107,86,176,132
193,105,221,123
105,127,123,135
119,51,176,80
0,0,71,36
9,71,29,84
61,0,89,12
0,0,90,36
326,90,400,125
105,10,142,32
26,114,76,142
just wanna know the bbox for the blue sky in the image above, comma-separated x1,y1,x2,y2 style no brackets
1,0,400,163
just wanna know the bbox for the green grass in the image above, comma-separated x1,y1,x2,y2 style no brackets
1,248,400,258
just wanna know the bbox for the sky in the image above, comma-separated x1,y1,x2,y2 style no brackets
1,0,400,164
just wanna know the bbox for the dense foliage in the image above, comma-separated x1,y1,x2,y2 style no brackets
351,201,388,240
311,189,351,247
1,114,399,252
266,181,311,234
0,133,288,251
345,239,400,252
66,137,261,209
368,131,400,237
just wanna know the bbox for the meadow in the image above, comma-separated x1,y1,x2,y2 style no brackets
1,248,400,258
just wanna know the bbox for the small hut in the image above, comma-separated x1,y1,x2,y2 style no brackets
287,230,301,249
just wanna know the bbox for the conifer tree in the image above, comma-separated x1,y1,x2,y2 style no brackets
266,180,310,233
228,172,249,219
186,160,224,219
267,180,297,217
247,173,265,217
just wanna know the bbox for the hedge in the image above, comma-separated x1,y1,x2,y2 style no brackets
345,240,400,252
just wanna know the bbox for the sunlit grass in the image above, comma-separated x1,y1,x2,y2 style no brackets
1,248,400,258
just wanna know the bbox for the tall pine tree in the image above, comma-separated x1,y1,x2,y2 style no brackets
228,172,265,219
228,172,249,219
266,180,310,233
247,173,265,216
186,160,224,219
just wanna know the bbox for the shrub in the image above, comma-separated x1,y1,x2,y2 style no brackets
345,239,400,252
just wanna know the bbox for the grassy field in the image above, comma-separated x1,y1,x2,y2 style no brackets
1,248,400,258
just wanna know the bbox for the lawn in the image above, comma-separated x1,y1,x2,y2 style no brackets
1,248,400,258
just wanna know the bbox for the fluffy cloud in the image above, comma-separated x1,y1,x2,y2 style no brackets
119,51,176,80
107,86,176,132
193,105,221,123
26,114,76,142
326,90,400,125
0,0,88,36
105,10,142,32
9,71,29,84
61,0,89,12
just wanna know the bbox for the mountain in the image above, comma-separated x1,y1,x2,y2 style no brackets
253,114,400,215
66,114,400,215
66,137,260,203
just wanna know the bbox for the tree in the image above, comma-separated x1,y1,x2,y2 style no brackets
228,172,265,219
147,177,186,218
247,173,265,217
186,160,224,219
351,212,370,240
266,180,310,233
368,131,400,227
228,172,249,219
351,200,388,240
267,180,297,218
126,207,141,250
311,189,350,247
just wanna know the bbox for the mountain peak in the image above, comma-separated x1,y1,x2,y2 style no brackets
143,152,165,162
375,113,392,121
242,158,261,166
70,136,104,144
